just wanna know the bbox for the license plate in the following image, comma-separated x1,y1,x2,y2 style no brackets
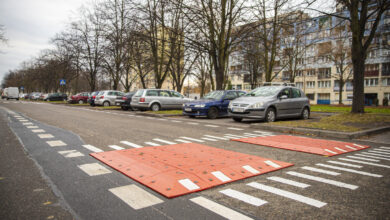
233,108,244,112
116,103,120,106
185,108,192,112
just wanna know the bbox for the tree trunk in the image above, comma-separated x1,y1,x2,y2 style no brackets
351,59,365,113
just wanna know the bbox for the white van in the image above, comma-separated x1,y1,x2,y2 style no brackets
5,87,19,100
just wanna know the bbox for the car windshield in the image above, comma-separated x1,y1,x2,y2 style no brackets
245,86,281,97
134,90,144,97
203,91,225,100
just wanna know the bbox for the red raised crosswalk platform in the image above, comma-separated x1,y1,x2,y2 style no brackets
232,135,369,156
91,143,293,198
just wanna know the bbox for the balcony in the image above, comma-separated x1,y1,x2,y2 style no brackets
382,71,390,76
364,70,379,77
317,74,331,79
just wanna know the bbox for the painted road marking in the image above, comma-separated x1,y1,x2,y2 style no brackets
286,171,358,190
345,156,380,162
353,144,366,148
157,118,168,121
211,171,231,182
371,148,390,153
361,152,390,158
247,182,327,208
32,129,45,133
38,134,54,139
205,124,219,128
201,137,218,142
190,196,253,220
227,127,244,131
335,147,347,152
82,144,104,153
355,153,390,161
58,150,84,158
253,131,274,136
301,166,340,176
220,189,267,206
109,184,163,210
203,135,228,140
178,178,200,191
19,119,29,122
345,145,357,150
316,163,382,177
338,158,390,168
242,165,260,174
368,150,390,156
171,120,182,123
174,139,192,143
187,122,199,125
22,122,33,125
224,135,244,139
380,146,390,150
108,145,125,150
324,149,337,154
120,141,143,148
265,160,281,168
46,140,67,147
179,137,204,142
78,163,112,176
327,161,362,168
144,142,161,146
267,176,310,188
153,138,176,145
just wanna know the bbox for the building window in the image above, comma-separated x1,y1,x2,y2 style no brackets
244,84,251,90
347,94,353,100
296,82,303,88
306,93,315,100
236,85,242,90
364,78,378,87
306,81,315,88
384,93,390,100
307,69,316,76
382,78,390,86
318,81,331,88
296,70,303,77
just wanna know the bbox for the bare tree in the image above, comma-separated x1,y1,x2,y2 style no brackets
193,52,212,97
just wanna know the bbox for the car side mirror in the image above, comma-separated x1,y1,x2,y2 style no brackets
280,95,288,99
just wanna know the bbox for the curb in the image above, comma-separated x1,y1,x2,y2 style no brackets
249,124,390,139
134,112,183,118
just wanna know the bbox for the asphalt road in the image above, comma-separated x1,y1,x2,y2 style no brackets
1,100,389,220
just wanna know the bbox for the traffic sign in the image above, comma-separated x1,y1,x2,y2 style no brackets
60,79,66,85
20,86,24,90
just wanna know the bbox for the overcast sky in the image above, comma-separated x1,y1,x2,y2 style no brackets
0,0,90,85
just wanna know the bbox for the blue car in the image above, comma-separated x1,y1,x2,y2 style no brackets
183,90,246,119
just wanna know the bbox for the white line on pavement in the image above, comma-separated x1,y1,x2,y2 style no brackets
179,137,204,142
338,158,390,168
174,139,192,143
32,129,45,133
354,153,390,161
360,152,390,158
205,124,219,128
345,156,380,162
58,150,85,158
267,176,310,188
178,179,200,191
78,163,112,176
247,182,327,208
265,160,281,168
227,127,244,131
38,134,55,139
201,137,218,141
144,142,161,146
187,122,199,125
242,165,260,174
368,150,390,156
371,148,390,153
326,161,363,168
108,145,125,150
203,135,228,140
190,196,253,220
316,163,382,177
211,171,231,182
220,189,267,206
46,140,67,147
120,141,143,148
286,171,358,190
301,166,340,176
83,144,104,153
153,138,177,145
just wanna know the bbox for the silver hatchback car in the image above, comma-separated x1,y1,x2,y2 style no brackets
95,90,124,106
228,86,310,122
131,89,192,111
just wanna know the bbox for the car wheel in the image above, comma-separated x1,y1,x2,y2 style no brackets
78,100,84,104
103,101,110,107
233,117,243,122
189,115,195,118
151,103,160,111
265,108,276,122
121,106,129,111
301,107,310,120
207,107,218,119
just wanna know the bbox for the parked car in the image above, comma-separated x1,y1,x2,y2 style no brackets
19,93,26,99
68,92,90,104
39,93,49,101
46,93,67,101
30,92,42,100
3,87,20,100
95,90,124,107
115,92,136,110
87,91,100,106
183,90,246,119
228,85,310,122
131,89,192,111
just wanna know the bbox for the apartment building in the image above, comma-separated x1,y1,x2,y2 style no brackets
228,7,390,105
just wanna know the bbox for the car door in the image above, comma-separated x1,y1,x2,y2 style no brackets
158,90,171,109
169,91,185,109
291,88,305,115
275,88,293,117
221,91,238,113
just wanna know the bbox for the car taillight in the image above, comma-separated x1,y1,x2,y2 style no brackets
100,96,104,99
92,96,96,99
140,98,145,102
122,97,127,100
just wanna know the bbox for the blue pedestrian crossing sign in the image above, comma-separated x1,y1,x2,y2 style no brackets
60,79,66,85
20,86,24,90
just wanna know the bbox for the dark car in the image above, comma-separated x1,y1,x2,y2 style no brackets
45,93,67,101
183,90,246,119
115,92,135,110
68,92,90,104
88,91,100,106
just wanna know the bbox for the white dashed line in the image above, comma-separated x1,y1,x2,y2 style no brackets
178,178,200,191
109,184,163,210
108,145,125,150
338,158,390,168
211,171,231,182
267,176,310,188
190,196,253,220
201,137,218,141
144,142,161,146
203,135,228,140
316,163,382,177
334,147,347,152
38,134,55,139
220,189,267,206
371,148,390,153
345,145,357,150
286,171,358,190
301,166,340,176
179,137,204,142
46,140,67,147
153,138,176,145
247,182,327,208
265,160,281,168
205,124,219,128
187,122,199,125
174,139,192,143
120,141,143,148
369,150,390,155
361,152,390,158
242,165,260,174
324,149,337,154
227,127,244,131
354,153,390,161
78,163,112,176
83,144,104,153
32,129,45,133
345,156,380,162
27,126,39,129
326,161,363,168
58,150,85,158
